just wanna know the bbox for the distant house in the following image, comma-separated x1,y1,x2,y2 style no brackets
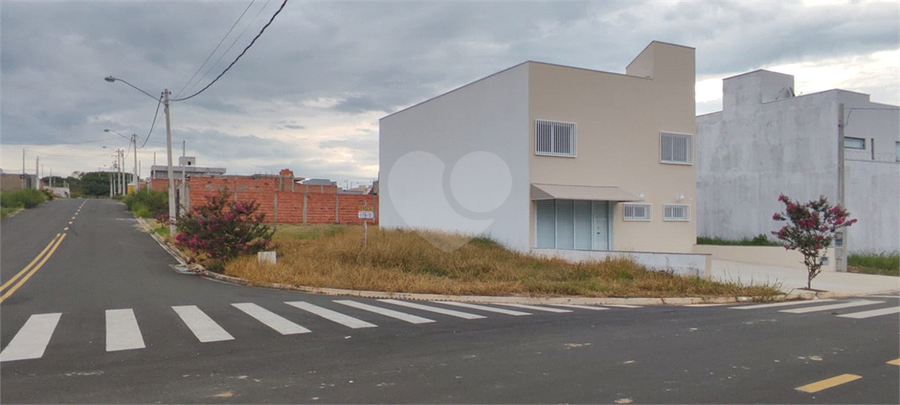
696,70,900,254
150,156,226,180
380,41,706,273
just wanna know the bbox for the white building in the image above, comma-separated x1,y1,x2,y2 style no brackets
697,70,900,254
149,156,226,179
380,42,708,274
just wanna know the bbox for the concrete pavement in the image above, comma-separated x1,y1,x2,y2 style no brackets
711,259,900,299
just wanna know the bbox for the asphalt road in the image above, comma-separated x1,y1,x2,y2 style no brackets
1,199,898,404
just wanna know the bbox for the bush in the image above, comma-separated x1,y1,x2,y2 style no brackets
0,189,48,209
696,234,781,246
174,189,274,270
122,190,168,218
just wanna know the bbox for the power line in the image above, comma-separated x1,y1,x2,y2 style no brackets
175,0,257,99
172,0,288,102
140,95,164,148
189,0,273,97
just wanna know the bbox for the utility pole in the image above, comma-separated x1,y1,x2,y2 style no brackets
22,149,26,189
133,134,138,194
35,156,39,190
179,140,186,218
164,89,176,235
836,103,848,272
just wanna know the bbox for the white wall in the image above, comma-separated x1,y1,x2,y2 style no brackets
845,160,900,253
697,70,899,253
379,64,532,251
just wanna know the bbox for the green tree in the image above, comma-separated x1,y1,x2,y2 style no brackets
78,172,112,196
772,194,856,289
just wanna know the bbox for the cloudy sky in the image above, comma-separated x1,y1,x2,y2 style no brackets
2,0,898,186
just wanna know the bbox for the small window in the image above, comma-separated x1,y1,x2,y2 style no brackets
536,120,576,157
894,141,899,162
664,204,690,221
844,137,865,150
623,203,651,221
660,132,693,164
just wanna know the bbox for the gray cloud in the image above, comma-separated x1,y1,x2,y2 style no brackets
2,1,897,181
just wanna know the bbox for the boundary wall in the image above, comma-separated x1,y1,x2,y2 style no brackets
151,175,377,225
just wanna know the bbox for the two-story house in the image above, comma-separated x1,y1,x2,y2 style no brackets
379,41,701,268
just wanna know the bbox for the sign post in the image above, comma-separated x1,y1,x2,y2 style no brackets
358,205,375,249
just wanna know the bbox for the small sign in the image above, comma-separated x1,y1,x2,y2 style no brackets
358,211,374,219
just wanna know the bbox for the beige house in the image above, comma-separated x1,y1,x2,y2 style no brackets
380,41,701,270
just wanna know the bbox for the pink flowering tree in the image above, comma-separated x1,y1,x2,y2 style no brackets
174,189,273,271
771,194,856,289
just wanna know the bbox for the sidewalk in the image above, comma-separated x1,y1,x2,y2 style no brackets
710,259,900,298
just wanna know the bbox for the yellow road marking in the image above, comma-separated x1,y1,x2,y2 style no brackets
0,234,62,292
0,233,67,303
888,358,900,366
795,374,862,393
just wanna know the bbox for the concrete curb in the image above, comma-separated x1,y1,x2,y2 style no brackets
196,269,764,306
136,217,884,306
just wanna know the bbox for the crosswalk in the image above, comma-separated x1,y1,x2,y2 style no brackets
728,296,900,319
0,299,634,363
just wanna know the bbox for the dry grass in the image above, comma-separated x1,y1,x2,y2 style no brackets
220,224,781,299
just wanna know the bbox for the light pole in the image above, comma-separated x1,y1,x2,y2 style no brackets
105,129,139,195
105,76,176,235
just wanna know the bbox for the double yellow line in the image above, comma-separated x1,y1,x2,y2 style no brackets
0,233,67,303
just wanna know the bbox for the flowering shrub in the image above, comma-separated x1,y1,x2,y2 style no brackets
174,189,274,271
772,194,856,289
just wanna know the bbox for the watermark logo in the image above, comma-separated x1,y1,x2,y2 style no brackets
387,151,512,251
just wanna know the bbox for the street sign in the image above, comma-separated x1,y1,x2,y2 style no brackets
358,211,374,219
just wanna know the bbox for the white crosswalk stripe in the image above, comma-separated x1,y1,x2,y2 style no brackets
378,299,486,319
2,299,644,362
0,313,61,362
434,301,532,316
172,305,234,342
285,301,377,329
729,299,837,310
232,303,311,335
837,306,900,319
106,309,145,352
497,304,573,313
335,300,435,324
551,304,610,311
779,300,883,314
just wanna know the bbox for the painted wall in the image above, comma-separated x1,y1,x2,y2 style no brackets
697,69,900,253
845,160,900,253
379,63,531,251
693,245,836,272
528,41,697,253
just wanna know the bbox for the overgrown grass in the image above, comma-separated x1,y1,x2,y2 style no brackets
220,225,782,298
1,188,50,210
848,253,899,276
121,190,168,218
697,234,781,247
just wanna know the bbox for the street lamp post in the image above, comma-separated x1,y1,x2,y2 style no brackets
105,76,176,235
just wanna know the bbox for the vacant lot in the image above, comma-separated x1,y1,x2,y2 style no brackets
220,224,781,299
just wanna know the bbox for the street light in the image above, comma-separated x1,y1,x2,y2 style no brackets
105,76,176,235
105,129,139,195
